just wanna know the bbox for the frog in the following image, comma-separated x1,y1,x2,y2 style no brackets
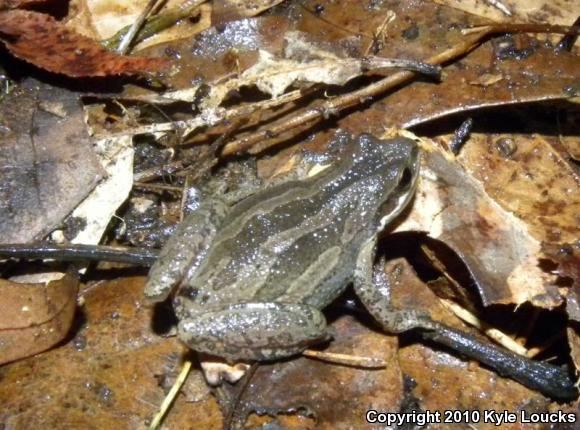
144,133,426,360
142,133,577,399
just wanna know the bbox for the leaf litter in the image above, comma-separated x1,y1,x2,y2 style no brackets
0,0,579,428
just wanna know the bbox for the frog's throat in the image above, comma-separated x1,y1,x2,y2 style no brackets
377,153,420,231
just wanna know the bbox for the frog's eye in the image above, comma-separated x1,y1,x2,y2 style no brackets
398,166,415,190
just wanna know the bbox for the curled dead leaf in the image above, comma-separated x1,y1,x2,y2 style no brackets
0,10,170,77
397,144,562,308
0,273,78,365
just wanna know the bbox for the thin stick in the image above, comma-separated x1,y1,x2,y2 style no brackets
108,89,307,139
134,159,187,182
148,358,193,430
466,23,580,35
133,182,182,193
439,299,528,356
302,349,387,368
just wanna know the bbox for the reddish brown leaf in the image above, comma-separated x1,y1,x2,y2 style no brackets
0,273,78,365
0,10,170,77
0,0,50,8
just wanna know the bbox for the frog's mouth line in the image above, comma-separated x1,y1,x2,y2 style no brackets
377,153,420,231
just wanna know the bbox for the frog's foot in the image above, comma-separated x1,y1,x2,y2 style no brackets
422,321,578,400
178,302,329,361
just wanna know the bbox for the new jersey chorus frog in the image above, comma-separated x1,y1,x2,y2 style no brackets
142,133,576,400
145,133,423,360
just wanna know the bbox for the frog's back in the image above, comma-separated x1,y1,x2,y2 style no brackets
176,135,418,312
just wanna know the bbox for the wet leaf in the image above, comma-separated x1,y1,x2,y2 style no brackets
0,10,170,77
0,277,222,429
0,273,78,365
212,0,286,22
324,0,580,134
0,79,104,243
198,30,438,116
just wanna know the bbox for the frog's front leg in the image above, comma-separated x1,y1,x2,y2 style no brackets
177,302,329,361
144,199,228,302
354,237,577,400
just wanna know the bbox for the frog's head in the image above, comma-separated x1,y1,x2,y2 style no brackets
356,134,420,229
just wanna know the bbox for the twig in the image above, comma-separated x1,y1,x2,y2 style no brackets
463,23,580,36
302,349,387,368
133,182,183,193
0,243,158,265
103,0,206,51
439,299,528,356
118,0,160,54
556,15,580,52
110,89,307,138
363,11,396,56
148,358,193,430
220,22,579,155
134,159,188,182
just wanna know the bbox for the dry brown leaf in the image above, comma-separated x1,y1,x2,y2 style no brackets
0,10,170,77
397,143,561,308
0,273,78,365
0,0,49,8
455,133,578,245
437,0,580,27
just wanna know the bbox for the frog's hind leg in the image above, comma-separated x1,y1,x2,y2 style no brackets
177,302,329,361
353,237,435,333
353,237,578,400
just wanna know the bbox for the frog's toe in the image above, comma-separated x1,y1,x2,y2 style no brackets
178,302,329,361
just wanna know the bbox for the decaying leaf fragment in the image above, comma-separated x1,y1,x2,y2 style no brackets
0,273,78,365
0,10,169,76
200,31,437,110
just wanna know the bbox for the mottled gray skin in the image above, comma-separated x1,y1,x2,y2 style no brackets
145,134,427,361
